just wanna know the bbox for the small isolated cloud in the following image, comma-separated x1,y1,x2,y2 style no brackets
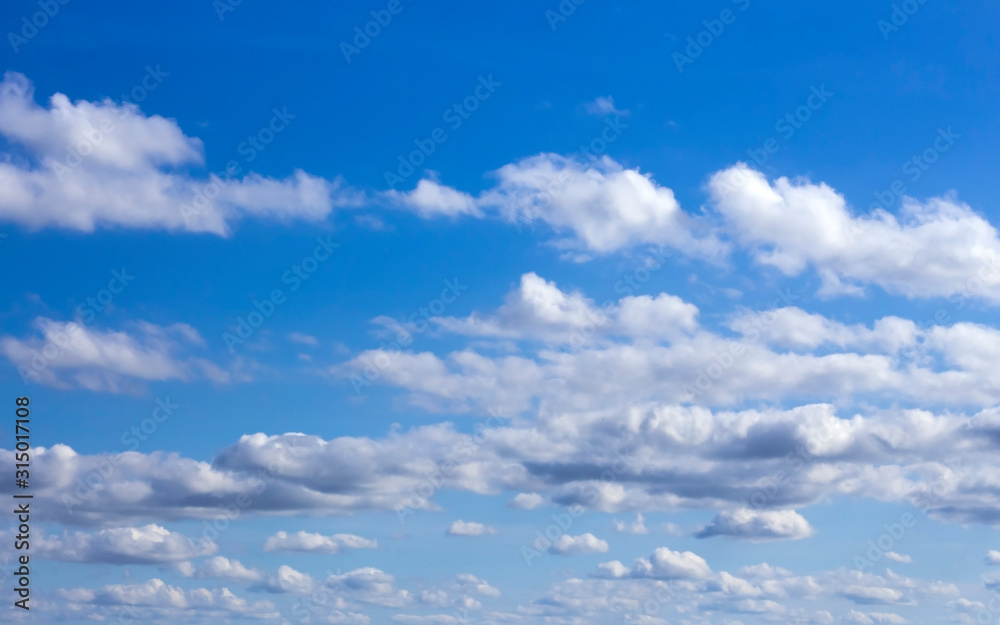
613,513,649,534
884,551,912,564
661,522,684,536
548,533,609,555
447,521,498,537
385,179,481,219
263,530,377,554
584,96,629,117
597,547,712,580
696,509,814,541
508,492,545,510
986,550,1000,565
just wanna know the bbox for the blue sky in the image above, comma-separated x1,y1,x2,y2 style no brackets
2,0,1000,623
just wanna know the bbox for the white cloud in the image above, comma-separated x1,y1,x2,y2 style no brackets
0,72,361,235
432,273,698,345
883,552,912,564
548,533,609,555
453,573,501,598
0,317,239,392
447,521,498,537
55,578,278,617
696,509,814,541
844,609,908,623
614,513,649,534
598,547,712,580
176,556,261,581
385,179,481,218
840,585,905,605
263,530,377,554
323,568,412,608
583,96,629,117
347,274,1000,413
986,549,1000,565
508,492,545,510
33,524,215,563
4,401,996,530
709,162,1000,300
386,154,725,256
256,565,316,594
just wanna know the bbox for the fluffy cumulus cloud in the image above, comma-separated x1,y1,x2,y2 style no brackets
255,565,316,595
176,556,262,582
386,154,725,257
0,317,239,392
431,272,698,345
548,533,610,555
31,524,215,563
696,509,815,541
0,72,361,235
6,400,1000,529
507,492,545,509
709,163,1000,300
262,530,377,553
446,521,498,537
598,547,713,580
344,274,1000,413
54,578,279,619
